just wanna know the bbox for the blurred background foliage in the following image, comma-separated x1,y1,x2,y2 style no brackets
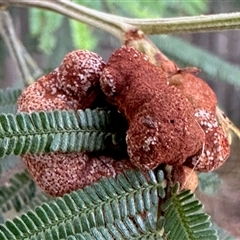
1,0,240,239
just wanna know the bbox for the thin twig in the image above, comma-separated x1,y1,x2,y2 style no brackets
1,0,240,36
18,41,43,80
216,107,240,142
0,10,34,86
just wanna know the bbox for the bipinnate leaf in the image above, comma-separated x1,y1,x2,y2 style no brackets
0,169,166,239
0,171,36,214
0,109,125,157
0,88,22,107
162,183,218,240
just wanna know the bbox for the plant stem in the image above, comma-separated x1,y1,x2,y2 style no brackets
126,12,240,34
0,0,134,39
0,10,34,86
1,0,240,36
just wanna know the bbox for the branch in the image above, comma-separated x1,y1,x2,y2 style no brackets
0,0,134,39
125,12,240,34
19,43,43,80
0,10,35,86
1,0,240,36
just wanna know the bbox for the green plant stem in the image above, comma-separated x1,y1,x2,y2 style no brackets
1,0,240,36
125,12,240,34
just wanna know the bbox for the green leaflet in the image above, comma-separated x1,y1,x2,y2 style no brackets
162,183,218,240
197,172,222,196
0,88,22,107
0,88,21,114
0,169,166,239
0,155,20,176
212,223,235,240
23,192,52,213
64,214,164,240
0,171,218,239
0,109,126,157
0,171,36,214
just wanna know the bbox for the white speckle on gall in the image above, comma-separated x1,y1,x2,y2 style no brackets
18,50,106,113
100,46,205,171
23,152,134,196
17,49,136,197
185,109,230,171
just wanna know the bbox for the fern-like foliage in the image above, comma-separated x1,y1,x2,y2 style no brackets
22,191,52,212
212,223,235,240
0,88,22,107
0,171,36,214
1,174,52,223
0,88,22,114
0,105,17,114
62,213,164,239
162,183,218,240
0,169,166,239
0,156,20,176
0,108,126,157
0,213,3,224
197,172,222,196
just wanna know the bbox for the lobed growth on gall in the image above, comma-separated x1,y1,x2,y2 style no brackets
17,50,135,197
100,46,205,171
18,50,106,113
17,45,231,196
23,152,134,197
167,66,230,171
185,109,230,171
